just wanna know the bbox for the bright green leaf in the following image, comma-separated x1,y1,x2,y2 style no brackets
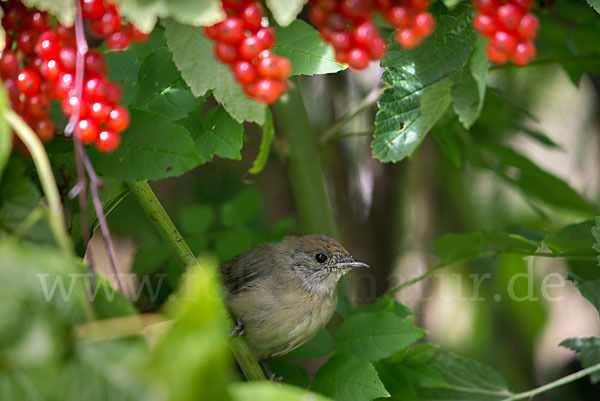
352,295,413,319
165,20,266,124
452,37,488,129
134,48,182,105
90,110,203,181
112,0,225,33
311,354,390,401
193,106,245,161
560,337,600,383
230,382,333,401
273,20,346,76
266,0,307,27
335,312,426,361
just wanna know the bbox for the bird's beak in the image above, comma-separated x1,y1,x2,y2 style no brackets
338,261,369,269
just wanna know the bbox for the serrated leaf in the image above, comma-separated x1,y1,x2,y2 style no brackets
586,0,600,14
544,220,597,256
452,37,488,129
134,48,182,105
375,361,420,401
90,110,203,181
112,0,225,33
192,105,244,161
560,337,600,383
230,382,333,401
146,83,207,120
22,0,74,26
352,295,413,319
165,20,265,124
570,277,600,317
266,0,308,27
281,328,333,360
311,354,390,401
416,351,513,401
273,20,346,76
336,312,426,361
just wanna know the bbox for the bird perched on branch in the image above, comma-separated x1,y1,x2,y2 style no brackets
221,234,368,359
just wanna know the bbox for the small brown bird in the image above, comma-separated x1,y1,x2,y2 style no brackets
220,234,368,359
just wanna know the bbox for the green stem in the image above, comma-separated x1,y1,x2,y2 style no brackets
272,79,339,238
127,180,266,381
501,362,600,401
5,110,73,257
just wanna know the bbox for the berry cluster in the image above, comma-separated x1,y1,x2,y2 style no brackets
308,0,387,70
374,0,435,50
204,0,291,104
82,0,149,51
0,0,149,153
473,0,538,65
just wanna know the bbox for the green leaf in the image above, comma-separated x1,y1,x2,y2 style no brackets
151,259,231,401
269,360,311,388
570,277,600,317
311,354,390,401
249,109,274,175
352,295,413,319
273,20,346,76
178,205,215,235
594,216,600,266
416,351,513,401
452,37,488,129
164,20,266,125
560,337,600,383
146,83,207,120
134,48,182,105
21,0,74,26
585,0,600,16
90,110,203,181
266,0,307,27
481,144,596,215
282,328,333,360
519,127,562,149
90,275,137,319
192,106,245,161
431,232,483,265
0,81,12,181
230,382,333,401
221,188,262,227
433,123,463,168
544,220,597,256
335,312,426,361
482,231,540,253
112,0,225,33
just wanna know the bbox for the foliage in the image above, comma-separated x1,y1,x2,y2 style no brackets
1,0,600,401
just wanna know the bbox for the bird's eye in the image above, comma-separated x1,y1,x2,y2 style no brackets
315,253,327,263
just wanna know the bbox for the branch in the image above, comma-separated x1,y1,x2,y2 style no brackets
501,362,600,401
127,180,267,381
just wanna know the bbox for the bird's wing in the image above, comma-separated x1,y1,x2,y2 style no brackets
220,245,272,295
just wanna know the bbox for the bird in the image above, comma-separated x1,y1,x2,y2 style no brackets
220,234,368,359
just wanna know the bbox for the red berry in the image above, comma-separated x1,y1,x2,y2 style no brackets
253,78,280,104
368,37,386,60
395,29,423,49
239,35,262,60
62,93,86,117
256,27,275,50
242,3,264,31
16,30,40,57
517,14,538,41
374,0,394,10
36,31,61,60
96,130,120,152
335,49,349,64
352,22,378,48
90,9,121,36
309,6,329,28
407,0,430,12
218,17,245,45
108,106,129,133
40,59,60,81
347,47,369,69
513,0,533,10
386,6,410,29
486,42,509,64
129,25,150,42
17,69,41,96
414,13,435,37
256,54,278,78
32,119,55,143
81,0,106,20
2,4,26,31
330,30,352,51
105,81,123,104
76,118,99,143
56,25,75,43
222,0,251,11
473,0,499,14
28,11,49,31
90,101,112,122
25,93,50,119
55,72,75,98
58,46,77,72
0,51,19,79
473,14,497,37
326,13,346,31
233,60,257,83
496,4,524,31
84,77,108,100
511,41,536,65
204,24,220,40
106,28,131,50
215,42,238,63
275,57,292,80
491,31,518,54
340,0,371,22
85,51,108,76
